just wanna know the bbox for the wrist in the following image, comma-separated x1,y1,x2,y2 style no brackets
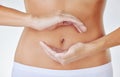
90,37,106,52
22,13,33,27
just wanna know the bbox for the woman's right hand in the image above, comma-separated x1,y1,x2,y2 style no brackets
27,13,87,33
0,5,86,32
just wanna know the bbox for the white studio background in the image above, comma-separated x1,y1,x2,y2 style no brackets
0,0,120,77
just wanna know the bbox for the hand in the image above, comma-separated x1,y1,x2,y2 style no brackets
39,41,103,65
27,13,87,32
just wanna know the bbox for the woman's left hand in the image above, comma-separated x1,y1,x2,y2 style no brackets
39,41,103,65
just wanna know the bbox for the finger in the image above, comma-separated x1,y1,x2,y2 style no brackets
39,41,70,64
40,41,57,54
39,41,58,61
53,48,81,65
73,21,87,33
58,55,80,65
62,56,80,65
67,18,87,33
61,15,87,33
59,51,85,65
62,43,84,59
54,51,67,58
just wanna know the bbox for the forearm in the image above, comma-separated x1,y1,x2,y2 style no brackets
95,27,120,51
0,5,31,27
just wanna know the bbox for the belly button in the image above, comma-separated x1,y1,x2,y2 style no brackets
61,38,65,44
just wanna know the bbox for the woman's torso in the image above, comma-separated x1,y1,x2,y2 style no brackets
15,0,111,70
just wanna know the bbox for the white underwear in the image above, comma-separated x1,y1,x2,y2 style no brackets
12,62,113,77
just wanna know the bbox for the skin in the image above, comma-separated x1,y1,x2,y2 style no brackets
39,28,120,65
0,0,119,70
16,0,110,69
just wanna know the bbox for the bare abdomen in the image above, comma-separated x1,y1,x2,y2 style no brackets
15,24,110,70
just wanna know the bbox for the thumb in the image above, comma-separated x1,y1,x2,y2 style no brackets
59,14,87,33
62,42,84,59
